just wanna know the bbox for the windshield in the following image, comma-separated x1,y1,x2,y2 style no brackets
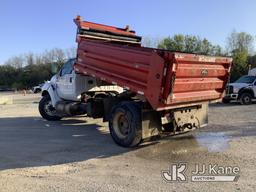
235,76,256,84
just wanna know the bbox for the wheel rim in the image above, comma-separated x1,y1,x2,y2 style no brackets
113,111,130,139
44,100,57,116
243,96,250,103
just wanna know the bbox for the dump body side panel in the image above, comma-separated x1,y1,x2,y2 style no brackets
160,53,232,109
74,40,232,111
75,40,166,109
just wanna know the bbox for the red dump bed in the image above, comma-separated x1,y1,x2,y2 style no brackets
74,40,232,110
73,17,232,111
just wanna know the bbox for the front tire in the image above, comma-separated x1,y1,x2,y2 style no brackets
39,95,62,121
109,102,142,147
239,93,252,105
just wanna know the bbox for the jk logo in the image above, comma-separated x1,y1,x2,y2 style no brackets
162,163,187,182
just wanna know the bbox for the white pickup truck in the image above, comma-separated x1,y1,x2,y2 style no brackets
223,75,256,104
39,58,123,120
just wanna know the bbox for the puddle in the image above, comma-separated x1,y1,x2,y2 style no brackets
136,134,203,160
136,132,231,160
195,132,230,152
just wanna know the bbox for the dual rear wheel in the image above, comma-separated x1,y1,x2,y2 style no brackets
109,102,142,147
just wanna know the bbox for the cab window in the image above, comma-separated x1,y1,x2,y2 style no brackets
235,76,256,84
60,59,75,76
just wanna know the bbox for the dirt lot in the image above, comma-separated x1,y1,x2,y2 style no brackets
0,93,255,192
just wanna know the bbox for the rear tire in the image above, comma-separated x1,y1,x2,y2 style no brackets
239,93,252,105
39,95,62,121
109,102,142,147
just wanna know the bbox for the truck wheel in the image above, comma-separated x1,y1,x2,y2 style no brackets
109,102,142,147
240,93,252,105
222,97,230,104
39,95,62,121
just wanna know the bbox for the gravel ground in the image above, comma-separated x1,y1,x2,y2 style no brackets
0,93,255,192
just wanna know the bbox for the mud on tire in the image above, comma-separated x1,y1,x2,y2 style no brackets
109,102,142,147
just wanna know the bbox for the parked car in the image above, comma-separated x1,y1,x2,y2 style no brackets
223,75,256,104
32,83,44,93
0,86,14,92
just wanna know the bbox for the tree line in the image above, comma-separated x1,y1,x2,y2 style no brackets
0,31,256,90
0,48,76,90
145,31,256,82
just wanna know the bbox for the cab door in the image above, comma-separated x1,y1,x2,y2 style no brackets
56,59,76,100
252,80,256,97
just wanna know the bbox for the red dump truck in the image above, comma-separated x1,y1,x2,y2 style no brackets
40,16,232,147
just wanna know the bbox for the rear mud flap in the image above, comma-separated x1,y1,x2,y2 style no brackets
173,102,208,131
141,103,208,140
141,110,161,140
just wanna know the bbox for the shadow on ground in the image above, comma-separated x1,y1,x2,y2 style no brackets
0,113,256,171
0,116,130,171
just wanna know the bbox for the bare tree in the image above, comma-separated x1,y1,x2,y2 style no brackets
65,47,77,59
142,36,161,48
25,53,35,66
54,48,66,62
42,50,54,64
4,55,24,68
35,54,43,65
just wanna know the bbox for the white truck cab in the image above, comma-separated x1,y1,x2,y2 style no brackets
223,75,256,105
39,59,123,120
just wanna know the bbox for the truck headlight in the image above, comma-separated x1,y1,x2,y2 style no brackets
233,87,239,93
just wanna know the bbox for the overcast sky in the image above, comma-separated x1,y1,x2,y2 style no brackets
1,0,256,64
